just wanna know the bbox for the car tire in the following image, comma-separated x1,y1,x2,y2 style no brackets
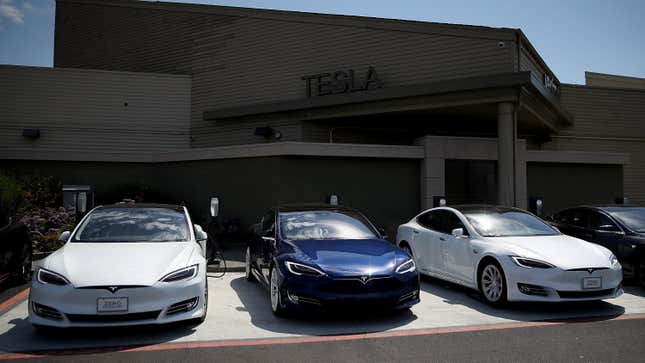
479,261,508,307
245,246,256,282
198,277,208,324
638,254,645,289
269,266,286,316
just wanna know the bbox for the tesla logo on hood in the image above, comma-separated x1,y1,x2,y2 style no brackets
587,268,595,274
107,286,120,293
360,276,370,284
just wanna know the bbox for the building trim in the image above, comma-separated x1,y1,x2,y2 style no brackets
525,150,630,165
205,72,533,121
1,142,425,163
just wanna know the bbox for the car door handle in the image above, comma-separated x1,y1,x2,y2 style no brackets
439,237,445,241
413,230,420,234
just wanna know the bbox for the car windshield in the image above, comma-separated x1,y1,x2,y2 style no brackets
72,207,190,242
463,209,559,237
607,208,645,233
279,210,378,240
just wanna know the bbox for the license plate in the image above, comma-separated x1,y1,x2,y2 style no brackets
582,277,602,290
97,297,128,312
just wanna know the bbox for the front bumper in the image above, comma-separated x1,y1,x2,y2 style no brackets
28,275,206,328
279,268,421,311
503,259,623,302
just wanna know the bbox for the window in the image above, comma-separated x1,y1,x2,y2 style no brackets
571,209,590,228
606,207,645,233
589,211,619,231
279,210,377,240
261,211,275,234
72,207,189,243
462,209,558,237
417,210,466,235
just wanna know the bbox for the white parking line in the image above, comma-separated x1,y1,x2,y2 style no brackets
1,273,644,354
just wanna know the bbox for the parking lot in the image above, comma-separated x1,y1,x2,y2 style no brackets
1,272,645,358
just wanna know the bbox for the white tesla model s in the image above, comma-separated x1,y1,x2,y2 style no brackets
29,203,208,328
396,205,623,305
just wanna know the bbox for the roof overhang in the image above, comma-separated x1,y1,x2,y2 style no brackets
204,72,572,133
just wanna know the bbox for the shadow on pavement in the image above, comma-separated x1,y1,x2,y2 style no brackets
0,316,197,354
419,275,626,322
230,276,417,336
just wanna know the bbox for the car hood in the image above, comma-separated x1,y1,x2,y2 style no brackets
43,242,197,287
287,238,405,277
489,234,612,270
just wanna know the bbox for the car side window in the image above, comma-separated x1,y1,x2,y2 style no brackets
590,211,619,231
554,209,572,224
417,211,440,231
442,211,468,236
261,211,275,235
571,209,590,228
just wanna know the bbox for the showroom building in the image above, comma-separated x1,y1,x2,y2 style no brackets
1,0,644,237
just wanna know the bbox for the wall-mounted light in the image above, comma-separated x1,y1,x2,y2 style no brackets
22,129,41,139
254,127,282,140
329,194,339,205
432,196,446,208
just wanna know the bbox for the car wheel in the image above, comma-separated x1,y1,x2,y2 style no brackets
270,266,286,316
245,246,256,282
638,254,645,289
480,261,507,306
14,242,32,284
198,277,208,324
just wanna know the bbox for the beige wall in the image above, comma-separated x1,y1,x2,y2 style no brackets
0,66,191,157
539,85,645,205
55,0,517,148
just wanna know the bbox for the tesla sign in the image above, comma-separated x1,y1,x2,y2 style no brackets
301,66,383,97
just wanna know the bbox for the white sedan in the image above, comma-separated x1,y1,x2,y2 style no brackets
396,205,623,305
29,203,208,328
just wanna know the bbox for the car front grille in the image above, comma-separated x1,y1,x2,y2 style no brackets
556,288,615,299
66,310,161,323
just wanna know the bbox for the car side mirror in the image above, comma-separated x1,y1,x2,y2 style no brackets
451,228,466,238
59,231,71,243
377,227,388,239
194,224,208,256
543,215,554,222
210,197,219,218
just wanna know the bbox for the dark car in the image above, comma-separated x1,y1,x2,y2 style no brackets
244,204,420,315
0,223,33,286
548,205,645,286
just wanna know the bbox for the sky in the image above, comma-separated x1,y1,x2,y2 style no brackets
0,0,644,84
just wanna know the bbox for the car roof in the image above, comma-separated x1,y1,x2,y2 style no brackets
96,203,185,211
275,204,359,213
562,205,641,212
447,204,526,214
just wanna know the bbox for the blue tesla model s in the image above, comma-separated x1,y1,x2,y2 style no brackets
245,204,420,315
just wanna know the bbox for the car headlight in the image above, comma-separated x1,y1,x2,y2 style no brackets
395,258,416,274
510,256,555,269
609,254,620,269
37,268,70,286
285,261,326,277
160,264,199,282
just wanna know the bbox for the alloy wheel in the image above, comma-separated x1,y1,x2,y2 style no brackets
270,268,280,313
481,264,504,302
